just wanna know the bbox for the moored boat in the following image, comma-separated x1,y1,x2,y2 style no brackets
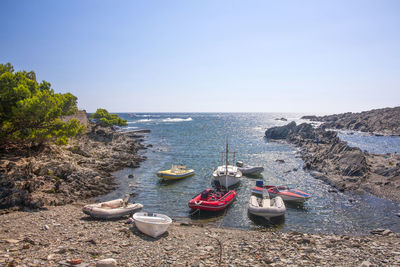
248,191,286,218
133,212,172,238
188,188,236,211
236,161,264,176
213,140,242,188
157,165,195,180
83,196,143,219
252,181,311,203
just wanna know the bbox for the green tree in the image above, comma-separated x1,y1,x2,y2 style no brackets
0,63,85,147
91,108,127,127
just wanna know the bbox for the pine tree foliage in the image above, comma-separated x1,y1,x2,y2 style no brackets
0,63,85,147
91,108,127,127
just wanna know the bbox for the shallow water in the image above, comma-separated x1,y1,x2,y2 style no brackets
99,113,400,235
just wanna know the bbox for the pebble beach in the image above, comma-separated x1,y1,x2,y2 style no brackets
1,204,399,266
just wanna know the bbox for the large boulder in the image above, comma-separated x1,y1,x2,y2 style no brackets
265,121,297,139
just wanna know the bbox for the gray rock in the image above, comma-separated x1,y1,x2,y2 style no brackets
96,258,117,267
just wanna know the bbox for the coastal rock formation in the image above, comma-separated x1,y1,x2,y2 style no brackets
0,205,399,266
265,122,400,201
301,106,400,135
0,125,147,210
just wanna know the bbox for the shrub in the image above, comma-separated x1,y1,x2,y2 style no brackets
91,108,127,127
0,63,85,147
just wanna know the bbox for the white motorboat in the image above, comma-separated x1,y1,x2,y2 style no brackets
236,161,264,176
213,165,242,188
133,212,172,238
83,196,143,219
213,140,242,188
248,189,286,218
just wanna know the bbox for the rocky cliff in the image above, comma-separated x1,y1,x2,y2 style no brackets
265,122,400,201
301,106,400,135
0,124,147,210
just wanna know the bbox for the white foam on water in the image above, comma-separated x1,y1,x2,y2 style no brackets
136,114,161,117
162,117,193,123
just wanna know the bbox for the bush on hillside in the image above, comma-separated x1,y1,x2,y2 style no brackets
91,108,127,127
0,63,85,148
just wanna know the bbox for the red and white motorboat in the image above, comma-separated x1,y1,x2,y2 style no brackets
188,189,237,211
252,183,311,203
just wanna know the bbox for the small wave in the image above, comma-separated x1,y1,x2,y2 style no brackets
136,114,161,118
162,117,193,123
136,119,153,122
118,126,138,132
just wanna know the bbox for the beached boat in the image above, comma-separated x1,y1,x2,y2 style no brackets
248,190,286,218
236,161,264,176
157,165,195,180
83,196,143,219
213,141,242,188
132,212,172,238
252,181,311,203
188,188,236,211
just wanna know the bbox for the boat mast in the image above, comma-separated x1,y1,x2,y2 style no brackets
225,137,229,168
225,137,229,188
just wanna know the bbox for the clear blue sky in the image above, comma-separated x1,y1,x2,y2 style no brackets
1,0,399,113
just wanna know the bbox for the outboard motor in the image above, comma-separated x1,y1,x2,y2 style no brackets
256,180,264,188
236,161,244,167
214,180,222,191
200,190,209,200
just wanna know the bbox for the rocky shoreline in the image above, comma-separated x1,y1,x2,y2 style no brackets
301,106,400,136
0,124,148,211
1,204,399,266
265,122,400,202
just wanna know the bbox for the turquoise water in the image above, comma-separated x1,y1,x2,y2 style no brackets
99,113,400,235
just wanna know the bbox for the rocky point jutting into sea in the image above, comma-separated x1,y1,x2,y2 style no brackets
265,106,400,202
302,106,400,136
0,122,147,211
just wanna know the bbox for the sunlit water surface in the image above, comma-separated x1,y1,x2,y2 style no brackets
99,113,400,235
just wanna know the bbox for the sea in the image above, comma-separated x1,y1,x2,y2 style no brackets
98,113,400,235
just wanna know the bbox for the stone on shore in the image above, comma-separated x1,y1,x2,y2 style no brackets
96,258,117,267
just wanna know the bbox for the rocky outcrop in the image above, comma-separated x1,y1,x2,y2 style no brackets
0,124,147,210
265,122,400,201
301,106,400,135
61,110,89,126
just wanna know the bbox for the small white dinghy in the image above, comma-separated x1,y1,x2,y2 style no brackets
236,161,264,176
133,212,172,238
248,189,286,218
83,195,143,219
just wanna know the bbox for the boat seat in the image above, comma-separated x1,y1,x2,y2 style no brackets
250,196,259,207
262,198,271,208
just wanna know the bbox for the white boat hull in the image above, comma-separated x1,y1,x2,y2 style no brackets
133,212,172,238
213,165,242,188
268,192,308,202
213,174,240,188
238,166,264,175
248,196,286,218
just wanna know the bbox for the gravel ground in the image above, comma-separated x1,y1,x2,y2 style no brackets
1,204,399,266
